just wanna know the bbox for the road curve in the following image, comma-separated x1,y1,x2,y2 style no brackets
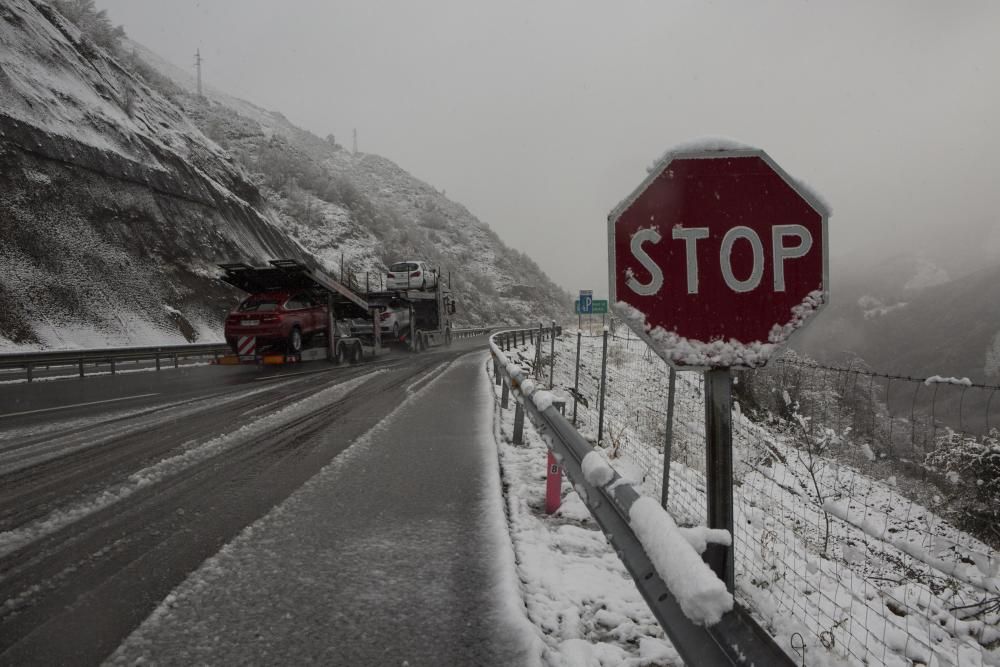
0,339,522,665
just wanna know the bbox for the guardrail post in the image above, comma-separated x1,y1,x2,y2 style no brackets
549,319,555,388
26,363,33,382
155,353,161,371
110,358,116,375
572,331,581,425
597,329,608,444
661,367,677,509
513,401,525,445
501,378,509,409
494,356,501,386
173,353,178,369
79,358,85,378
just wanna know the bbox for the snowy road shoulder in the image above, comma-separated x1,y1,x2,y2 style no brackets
486,359,681,666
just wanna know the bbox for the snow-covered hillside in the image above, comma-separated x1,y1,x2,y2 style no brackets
0,0,568,351
129,39,570,326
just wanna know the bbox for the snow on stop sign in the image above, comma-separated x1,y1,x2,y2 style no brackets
609,144,829,369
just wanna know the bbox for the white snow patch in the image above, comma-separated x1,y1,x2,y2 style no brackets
581,451,615,487
629,496,734,625
924,375,973,387
532,390,555,411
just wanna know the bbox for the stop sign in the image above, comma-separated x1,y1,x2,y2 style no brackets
609,146,829,368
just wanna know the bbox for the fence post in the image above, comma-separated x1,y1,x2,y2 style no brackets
535,323,543,380
110,358,116,375
26,363,33,382
597,329,608,444
494,355,501,386
704,368,735,593
173,353,179,369
155,353,161,371
661,367,677,509
501,379,509,409
513,402,525,445
549,320,555,388
79,358,84,378
572,331,582,426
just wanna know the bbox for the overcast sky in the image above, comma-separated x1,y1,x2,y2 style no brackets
100,0,1000,296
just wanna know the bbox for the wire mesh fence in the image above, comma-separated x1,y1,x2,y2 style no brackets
497,324,1000,666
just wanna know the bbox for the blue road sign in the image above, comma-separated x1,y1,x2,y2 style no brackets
579,290,593,314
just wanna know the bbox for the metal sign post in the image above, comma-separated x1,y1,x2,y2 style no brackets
660,366,676,509
579,290,593,334
704,368,735,591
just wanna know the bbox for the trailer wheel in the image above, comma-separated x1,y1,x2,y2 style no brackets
349,342,362,364
288,327,303,354
335,342,347,365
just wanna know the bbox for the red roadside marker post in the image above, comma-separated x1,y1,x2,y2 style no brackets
545,451,561,514
608,143,830,591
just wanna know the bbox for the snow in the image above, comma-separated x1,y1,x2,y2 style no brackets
642,137,832,215
924,375,973,387
613,287,826,368
532,389,555,411
487,356,682,664
857,295,908,319
505,329,1000,665
581,451,615,487
904,258,950,290
677,526,733,555
629,497,734,625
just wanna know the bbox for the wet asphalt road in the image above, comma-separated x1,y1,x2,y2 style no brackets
0,338,531,666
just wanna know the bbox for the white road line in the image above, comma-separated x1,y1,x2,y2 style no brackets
252,359,401,382
0,393,161,419
251,368,339,382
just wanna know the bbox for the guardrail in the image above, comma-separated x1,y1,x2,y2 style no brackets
0,342,232,382
489,328,793,667
0,327,498,383
450,326,493,339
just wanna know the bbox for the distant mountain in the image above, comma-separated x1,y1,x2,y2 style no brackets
794,254,1000,382
0,0,568,350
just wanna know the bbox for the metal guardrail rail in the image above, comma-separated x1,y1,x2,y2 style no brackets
489,328,794,667
0,328,496,382
0,343,233,381
450,326,493,339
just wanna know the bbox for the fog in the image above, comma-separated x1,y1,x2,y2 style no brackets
100,0,1000,297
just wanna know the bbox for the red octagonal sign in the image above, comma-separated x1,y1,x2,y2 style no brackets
609,146,829,369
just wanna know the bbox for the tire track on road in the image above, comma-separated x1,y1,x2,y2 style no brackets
0,352,458,666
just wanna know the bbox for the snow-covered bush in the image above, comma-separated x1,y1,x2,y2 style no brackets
51,0,126,52
925,429,1000,546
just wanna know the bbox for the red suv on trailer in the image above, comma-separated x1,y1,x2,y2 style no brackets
224,291,327,354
